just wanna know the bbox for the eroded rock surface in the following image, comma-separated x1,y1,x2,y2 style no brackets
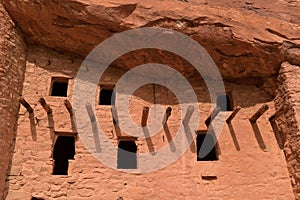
2,0,300,82
1,1,300,199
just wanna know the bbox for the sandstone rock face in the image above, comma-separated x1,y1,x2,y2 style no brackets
1,0,300,199
5,46,294,200
0,4,26,199
2,0,300,82
275,62,300,199
286,48,300,66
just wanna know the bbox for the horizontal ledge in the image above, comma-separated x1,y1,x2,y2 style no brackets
195,129,209,134
54,130,77,136
117,136,138,140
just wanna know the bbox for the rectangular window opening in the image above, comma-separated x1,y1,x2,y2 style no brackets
99,85,115,105
52,136,75,175
117,140,137,169
217,93,233,111
196,132,218,161
50,77,69,97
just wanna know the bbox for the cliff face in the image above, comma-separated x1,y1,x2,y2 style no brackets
2,0,300,83
1,0,300,199
0,3,26,199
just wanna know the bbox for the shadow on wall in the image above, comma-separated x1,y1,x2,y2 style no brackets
27,46,274,107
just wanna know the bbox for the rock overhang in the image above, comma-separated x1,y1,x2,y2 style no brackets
2,0,300,83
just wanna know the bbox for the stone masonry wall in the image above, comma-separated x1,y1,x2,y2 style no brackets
4,46,295,199
275,62,300,199
0,3,27,199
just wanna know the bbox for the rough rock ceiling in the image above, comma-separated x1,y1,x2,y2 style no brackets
2,0,300,82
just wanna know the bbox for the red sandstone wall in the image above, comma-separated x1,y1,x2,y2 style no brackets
0,3,27,199
5,47,294,199
275,62,300,199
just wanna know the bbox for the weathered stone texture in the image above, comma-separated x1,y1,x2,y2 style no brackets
286,49,300,66
275,62,300,199
0,0,299,199
0,3,26,199
4,47,294,199
2,0,300,82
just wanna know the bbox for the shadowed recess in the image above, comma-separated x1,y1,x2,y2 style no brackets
53,136,75,175
197,133,218,161
117,141,137,169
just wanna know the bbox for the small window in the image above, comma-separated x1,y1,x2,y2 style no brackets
117,141,137,169
50,77,68,97
217,94,233,111
197,133,218,161
99,88,115,105
53,136,75,175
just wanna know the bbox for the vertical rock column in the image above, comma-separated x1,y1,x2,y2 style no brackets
275,61,300,199
0,3,26,199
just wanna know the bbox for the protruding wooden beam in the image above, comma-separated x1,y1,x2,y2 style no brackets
111,106,119,125
205,106,221,127
249,104,269,123
183,106,194,125
18,96,33,113
64,99,73,116
141,106,149,127
269,105,288,122
226,106,241,124
39,97,52,114
163,107,172,124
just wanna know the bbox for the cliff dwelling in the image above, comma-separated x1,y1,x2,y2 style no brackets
0,0,300,199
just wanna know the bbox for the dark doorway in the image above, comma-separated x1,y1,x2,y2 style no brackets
53,136,75,175
50,78,68,97
117,141,137,169
99,89,114,105
217,94,233,111
197,134,218,161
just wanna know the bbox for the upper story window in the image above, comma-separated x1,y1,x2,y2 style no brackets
99,85,115,105
50,77,69,97
217,94,233,111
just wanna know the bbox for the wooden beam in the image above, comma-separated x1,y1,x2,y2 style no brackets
64,99,73,116
249,104,269,123
269,105,288,122
141,107,149,127
183,106,194,125
18,96,33,113
205,106,221,127
39,97,52,114
163,107,172,124
226,106,241,124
